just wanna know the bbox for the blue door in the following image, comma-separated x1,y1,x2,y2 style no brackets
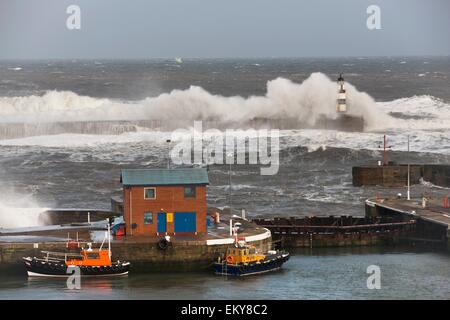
174,212,196,233
157,212,167,233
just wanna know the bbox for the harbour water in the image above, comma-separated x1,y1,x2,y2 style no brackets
1,248,449,300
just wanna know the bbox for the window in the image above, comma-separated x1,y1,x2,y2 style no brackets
144,212,153,225
184,186,196,198
144,188,156,199
86,253,99,259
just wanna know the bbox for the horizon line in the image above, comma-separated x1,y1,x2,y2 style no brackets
0,54,450,62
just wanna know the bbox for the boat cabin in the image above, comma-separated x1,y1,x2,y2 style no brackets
225,245,265,265
66,249,112,267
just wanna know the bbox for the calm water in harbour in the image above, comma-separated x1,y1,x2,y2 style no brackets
1,248,449,300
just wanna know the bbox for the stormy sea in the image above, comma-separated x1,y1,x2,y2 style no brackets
0,57,449,299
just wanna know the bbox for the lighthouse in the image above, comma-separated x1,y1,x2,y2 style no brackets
337,74,347,113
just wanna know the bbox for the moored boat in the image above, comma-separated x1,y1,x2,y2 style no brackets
214,240,289,276
23,250,130,277
22,226,130,277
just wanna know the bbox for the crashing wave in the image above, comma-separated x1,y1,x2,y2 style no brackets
0,73,392,136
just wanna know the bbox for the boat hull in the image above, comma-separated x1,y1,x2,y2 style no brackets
22,257,130,277
213,252,290,276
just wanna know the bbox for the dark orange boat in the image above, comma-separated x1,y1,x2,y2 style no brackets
22,228,130,277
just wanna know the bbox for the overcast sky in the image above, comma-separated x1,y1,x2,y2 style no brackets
0,0,449,59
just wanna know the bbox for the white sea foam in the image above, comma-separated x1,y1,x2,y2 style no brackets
378,95,448,118
420,178,450,190
287,129,450,155
0,183,49,227
0,126,447,157
1,75,446,133
0,132,171,148
0,73,390,129
0,73,448,155
376,95,450,131
0,205,46,228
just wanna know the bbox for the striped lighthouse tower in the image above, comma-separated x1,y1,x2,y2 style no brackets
337,74,347,113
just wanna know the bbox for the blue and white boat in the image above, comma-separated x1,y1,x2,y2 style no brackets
213,241,289,276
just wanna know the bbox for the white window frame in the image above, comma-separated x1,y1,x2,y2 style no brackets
144,187,156,200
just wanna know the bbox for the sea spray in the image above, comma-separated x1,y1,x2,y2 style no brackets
0,73,392,129
0,182,48,228
0,202,47,228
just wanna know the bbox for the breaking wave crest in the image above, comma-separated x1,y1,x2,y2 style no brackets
0,73,448,156
378,95,450,130
0,73,391,133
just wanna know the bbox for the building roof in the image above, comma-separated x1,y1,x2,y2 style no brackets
120,167,209,186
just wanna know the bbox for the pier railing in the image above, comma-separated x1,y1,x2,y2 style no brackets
251,216,416,248
252,216,415,234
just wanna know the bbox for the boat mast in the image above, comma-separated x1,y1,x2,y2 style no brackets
407,135,411,200
108,220,112,260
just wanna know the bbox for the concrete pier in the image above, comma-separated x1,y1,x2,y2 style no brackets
38,209,120,225
0,208,272,271
365,196,450,248
0,232,272,272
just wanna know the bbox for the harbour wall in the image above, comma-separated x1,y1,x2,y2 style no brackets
353,164,450,187
0,117,365,140
422,165,450,188
0,235,272,272
38,209,120,225
252,216,415,248
1,209,273,271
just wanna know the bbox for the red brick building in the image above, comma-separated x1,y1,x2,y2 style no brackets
121,168,209,237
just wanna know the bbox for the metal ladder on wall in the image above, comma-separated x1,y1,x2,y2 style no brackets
221,259,227,276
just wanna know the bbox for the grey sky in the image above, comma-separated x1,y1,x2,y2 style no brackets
0,0,449,59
